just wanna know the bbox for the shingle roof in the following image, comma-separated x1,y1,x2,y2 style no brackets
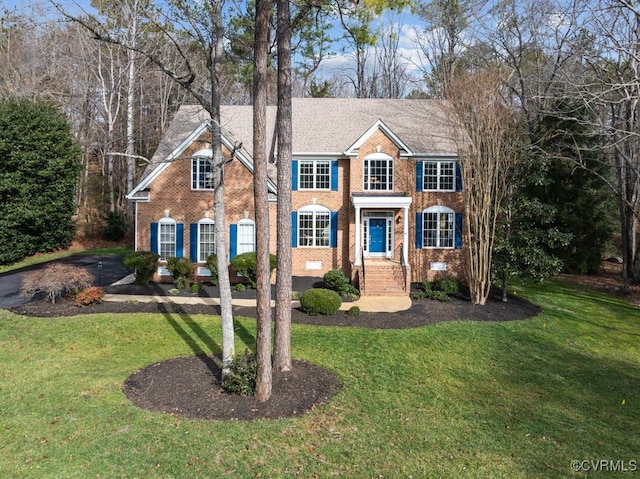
138,98,457,187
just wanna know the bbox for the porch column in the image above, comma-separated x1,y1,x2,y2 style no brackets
402,205,410,265
354,205,362,265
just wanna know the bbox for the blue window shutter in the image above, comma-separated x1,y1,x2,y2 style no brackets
415,213,423,249
455,213,463,249
190,223,198,262
229,224,237,259
291,212,298,247
330,212,338,248
292,160,298,191
176,223,184,257
416,161,423,192
455,162,462,192
331,160,339,191
150,223,158,254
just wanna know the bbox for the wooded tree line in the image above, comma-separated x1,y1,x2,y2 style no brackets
1,0,639,396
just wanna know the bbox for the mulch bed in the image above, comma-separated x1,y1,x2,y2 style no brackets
9,287,541,422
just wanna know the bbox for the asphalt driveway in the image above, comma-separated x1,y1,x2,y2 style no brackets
0,254,129,309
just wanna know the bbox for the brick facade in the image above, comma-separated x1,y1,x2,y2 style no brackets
129,100,466,293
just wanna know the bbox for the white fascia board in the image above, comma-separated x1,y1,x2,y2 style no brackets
413,152,459,159
345,120,414,157
351,195,413,209
127,120,212,200
292,152,344,158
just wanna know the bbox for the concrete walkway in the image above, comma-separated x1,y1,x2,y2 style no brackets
103,293,412,313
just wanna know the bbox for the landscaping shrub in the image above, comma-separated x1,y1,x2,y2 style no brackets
432,277,460,295
323,269,360,299
235,283,246,292
0,98,81,265
166,257,193,289
300,288,342,315
75,286,105,306
230,252,277,288
102,211,128,242
347,305,361,317
21,263,94,304
412,276,459,302
124,251,159,285
221,350,257,397
174,276,191,290
205,254,219,286
190,283,202,294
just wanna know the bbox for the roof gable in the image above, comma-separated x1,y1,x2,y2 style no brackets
345,119,414,157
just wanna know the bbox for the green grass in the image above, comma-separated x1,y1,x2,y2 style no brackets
1,279,638,478
0,246,132,274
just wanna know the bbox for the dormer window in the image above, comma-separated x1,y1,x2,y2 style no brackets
364,153,393,191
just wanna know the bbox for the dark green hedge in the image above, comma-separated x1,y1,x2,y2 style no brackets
0,98,81,264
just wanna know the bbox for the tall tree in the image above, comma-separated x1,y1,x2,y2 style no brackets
575,0,640,287
273,0,293,372
415,0,476,98
253,0,273,401
56,0,237,368
446,67,520,304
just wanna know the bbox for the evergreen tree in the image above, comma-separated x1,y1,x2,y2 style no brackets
0,98,81,264
530,102,613,275
493,152,572,302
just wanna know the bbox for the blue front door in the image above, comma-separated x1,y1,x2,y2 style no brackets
369,218,386,253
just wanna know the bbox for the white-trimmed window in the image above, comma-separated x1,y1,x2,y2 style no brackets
364,153,393,191
423,160,455,191
159,217,177,261
192,157,214,190
299,159,330,190
423,206,454,248
237,219,256,254
198,218,215,262
298,205,330,247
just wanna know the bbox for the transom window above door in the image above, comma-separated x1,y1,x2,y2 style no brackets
364,153,394,191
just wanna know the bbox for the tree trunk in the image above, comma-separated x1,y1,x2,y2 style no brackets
273,0,293,372
208,2,235,373
126,42,136,218
253,0,272,402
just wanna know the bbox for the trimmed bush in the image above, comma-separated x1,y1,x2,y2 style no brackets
221,350,257,397
166,257,193,289
300,288,342,315
205,254,219,286
412,277,458,302
323,269,360,299
230,252,277,288
124,251,159,285
21,263,94,304
75,286,105,306
432,277,460,295
190,283,202,294
235,283,246,292
347,305,361,317
103,211,128,242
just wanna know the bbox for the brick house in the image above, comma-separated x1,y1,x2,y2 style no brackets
127,98,464,296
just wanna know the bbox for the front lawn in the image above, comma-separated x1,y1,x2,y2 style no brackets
1,280,638,478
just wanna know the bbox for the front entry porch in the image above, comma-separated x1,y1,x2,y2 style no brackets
350,193,413,297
